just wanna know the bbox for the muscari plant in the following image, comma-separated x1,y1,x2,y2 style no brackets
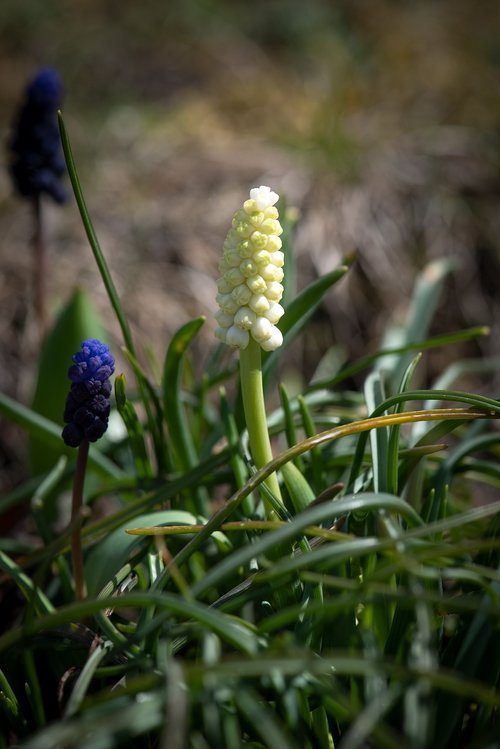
7,67,67,339
215,185,285,513
0,115,499,749
62,339,115,600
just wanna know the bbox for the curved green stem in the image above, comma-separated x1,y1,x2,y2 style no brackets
239,339,282,516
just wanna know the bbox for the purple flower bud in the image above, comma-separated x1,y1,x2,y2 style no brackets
8,67,67,204
62,340,115,448
68,340,115,383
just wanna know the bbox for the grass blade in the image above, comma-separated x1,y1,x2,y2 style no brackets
309,326,490,391
114,374,153,479
64,641,113,717
58,112,135,354
162,316,205,474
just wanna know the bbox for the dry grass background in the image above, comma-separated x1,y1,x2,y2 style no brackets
1,0,500,489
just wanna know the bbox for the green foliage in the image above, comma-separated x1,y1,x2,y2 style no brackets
0,117,499,749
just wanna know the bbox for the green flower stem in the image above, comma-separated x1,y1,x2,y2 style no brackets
71,438,89,600
239,338,283,517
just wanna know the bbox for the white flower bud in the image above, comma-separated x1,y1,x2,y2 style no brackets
251,316,273,342
260,328,283,352
253,249,272,267
234,306,256,330
243,199,256,213
246,275,267,294
233,220,252,238
250,185,279,209
216,292,239,315
218,257,229,274
226,325,250,349
261,218,281,236
238,240,253,258
225,250,242,268
217,277,232,294
225,268,245,287
265,302,284,324
232,284,252,306
215,310,234,328
249,294,270,314
240,259,258,277
267,236,282,252
249,212,265,227
215,186,285,350
266,282,284,302
261,264,283,283
250,231,268,249
270,251,285,267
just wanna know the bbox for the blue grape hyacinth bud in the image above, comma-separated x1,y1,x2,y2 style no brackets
8,67,67,204
62,340,115,448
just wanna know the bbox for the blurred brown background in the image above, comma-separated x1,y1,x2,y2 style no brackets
1,0,500,484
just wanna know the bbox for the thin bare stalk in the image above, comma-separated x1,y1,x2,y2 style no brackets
32,194,47,340
71,439,89,600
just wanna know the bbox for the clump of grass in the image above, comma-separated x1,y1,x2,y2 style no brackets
0,114,498,749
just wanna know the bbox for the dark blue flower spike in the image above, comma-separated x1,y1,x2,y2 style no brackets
8,67,67,204
62,340,115,448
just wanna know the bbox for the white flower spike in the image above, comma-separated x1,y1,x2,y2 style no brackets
215,186,284,351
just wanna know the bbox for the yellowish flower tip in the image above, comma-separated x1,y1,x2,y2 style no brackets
215,186,285,351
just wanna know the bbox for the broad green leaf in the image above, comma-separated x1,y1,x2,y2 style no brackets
29,287,107,476
85,510,200,596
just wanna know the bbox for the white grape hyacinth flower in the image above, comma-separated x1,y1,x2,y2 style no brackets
215,186,285,351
